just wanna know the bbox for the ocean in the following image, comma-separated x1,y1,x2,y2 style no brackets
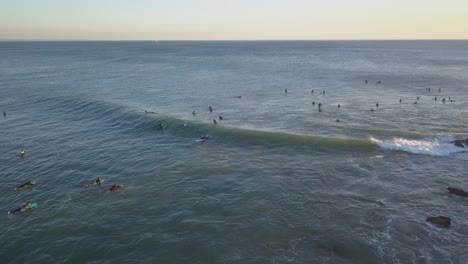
0,40,467,264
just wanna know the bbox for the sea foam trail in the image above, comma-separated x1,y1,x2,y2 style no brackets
371,137,468,156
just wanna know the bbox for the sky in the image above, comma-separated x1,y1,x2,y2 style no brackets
1,0,467,40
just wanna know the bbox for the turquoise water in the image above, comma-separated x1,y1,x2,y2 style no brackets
1,41,467,263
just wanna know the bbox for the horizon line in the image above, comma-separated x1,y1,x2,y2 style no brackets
1,38,468,42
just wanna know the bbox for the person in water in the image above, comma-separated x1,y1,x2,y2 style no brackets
311,90,314,94
337,104,341,108
14,181,34,190
218,116,223,121
376,102,379,108
86,177,102,187
2,111,6,118
399,98,402,103
450,138,468,148
285,89,288,94
106,184,121,194
192,111,196,116
213,119,218,124
158,123,165,130
365,80,368,84
318,103,322,112
312,101,315,106
209,106,213,113
8,202,32,216
21,148,25,156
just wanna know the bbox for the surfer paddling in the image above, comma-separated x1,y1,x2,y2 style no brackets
14,181,34,190
106,184,122,194
8,202,33,216
86,177,103,187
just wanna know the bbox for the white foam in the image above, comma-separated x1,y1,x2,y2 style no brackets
371,137,468,156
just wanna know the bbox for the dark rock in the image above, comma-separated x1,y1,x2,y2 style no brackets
448,187,468,197
426,216,451,227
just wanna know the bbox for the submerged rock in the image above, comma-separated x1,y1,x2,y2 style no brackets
448,187,468,197
426,216,451,227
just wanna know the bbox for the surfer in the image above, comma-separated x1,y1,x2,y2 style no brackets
311,90,314,94
192,111,196,116
399,99,402,103
365,80,368,84
434,97,437,101
177,123,187,128
218,116,223,121
417,96,419,100
336,119,341,123
337,104,341,108
86,177,102,187
21,148,25,156
450,138,468,148
106,184,122,194
442,98,446,104
2,111,6,118
14,181,34,190
285,88,288,94
213,119,218,124
158,123,165,130
209,106,213,113
145,110,156,114
318,103,322,112
8,202,32,216
376,102,379,108
312,101,315,106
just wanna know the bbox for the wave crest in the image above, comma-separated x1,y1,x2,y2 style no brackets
371,137,468,156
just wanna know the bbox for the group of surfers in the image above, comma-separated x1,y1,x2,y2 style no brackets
8,177,122,216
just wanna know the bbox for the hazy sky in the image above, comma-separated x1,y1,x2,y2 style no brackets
1,0,467,40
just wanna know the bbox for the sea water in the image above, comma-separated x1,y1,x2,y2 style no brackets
0,41,467,263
